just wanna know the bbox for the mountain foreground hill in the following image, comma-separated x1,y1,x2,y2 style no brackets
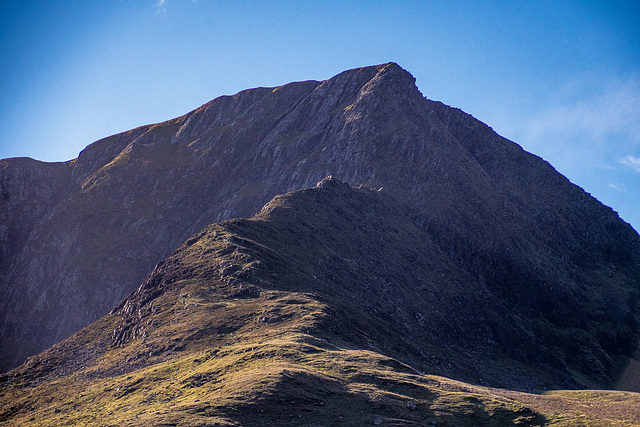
1,177,639,426
2,63,639,378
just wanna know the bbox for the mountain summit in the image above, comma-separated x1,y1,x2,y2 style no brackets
1,63,639,394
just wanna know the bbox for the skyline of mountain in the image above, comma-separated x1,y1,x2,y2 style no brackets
3,2,639,235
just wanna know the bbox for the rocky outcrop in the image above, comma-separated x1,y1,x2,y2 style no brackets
1,62,638,375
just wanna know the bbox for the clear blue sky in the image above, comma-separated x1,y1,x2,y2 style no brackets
1,1,639,230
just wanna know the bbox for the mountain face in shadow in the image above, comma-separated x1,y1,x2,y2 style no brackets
1,177,639,426
1,62,639,384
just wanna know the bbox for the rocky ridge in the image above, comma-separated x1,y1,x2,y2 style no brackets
1,178,639,426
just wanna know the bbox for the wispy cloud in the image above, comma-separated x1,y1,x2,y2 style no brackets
156,0,167,14
619,155,640,173
522,75,640,145
607,183,626,192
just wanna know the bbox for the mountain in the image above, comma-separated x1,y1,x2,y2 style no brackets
1,177,639,426
0,61,639,390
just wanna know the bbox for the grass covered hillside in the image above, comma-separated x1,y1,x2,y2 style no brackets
1,178,639,426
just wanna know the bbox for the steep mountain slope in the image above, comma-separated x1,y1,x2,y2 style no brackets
0,158,74,367
2,178,639,426
1,62,639,378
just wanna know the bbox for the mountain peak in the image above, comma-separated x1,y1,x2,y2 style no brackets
335,61,414,81
324,61,420,101
1,64,639,394
368,61,416,84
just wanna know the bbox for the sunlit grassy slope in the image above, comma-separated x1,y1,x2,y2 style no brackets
1,178,639,426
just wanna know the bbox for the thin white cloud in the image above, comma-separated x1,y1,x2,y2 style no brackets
522,75,640,145
607,183,626,192
156,0,167,14
619,155,640,173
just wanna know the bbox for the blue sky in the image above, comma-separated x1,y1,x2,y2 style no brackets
1,1,639,230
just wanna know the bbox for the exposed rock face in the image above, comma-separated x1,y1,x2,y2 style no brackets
0,158,74,366
1,63,639,378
